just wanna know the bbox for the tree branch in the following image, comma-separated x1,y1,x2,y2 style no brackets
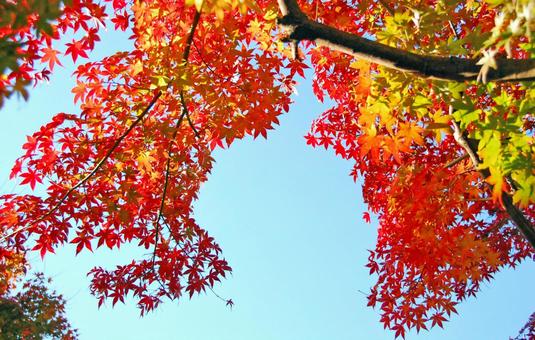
180,90,199,137
277,0,535,82
4,11,203,244
278,0,535,248
151,10,202,269
377,0,394,16
151,106,186,268
443,154,469,169
1,91,162,243
451,120,535,249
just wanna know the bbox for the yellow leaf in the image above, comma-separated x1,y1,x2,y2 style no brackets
427,110,451,143
264,10,277,21
350,59,370,72
136,151,156,175
129,60,143,77
398,122,424,146
486,168,504,205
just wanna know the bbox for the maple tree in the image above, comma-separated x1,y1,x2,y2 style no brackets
0,250,76,339
1,0,534,338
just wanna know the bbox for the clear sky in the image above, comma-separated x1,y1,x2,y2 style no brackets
1,20,534,340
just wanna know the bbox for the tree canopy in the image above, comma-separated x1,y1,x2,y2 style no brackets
0,0,534,338
0,251,76,339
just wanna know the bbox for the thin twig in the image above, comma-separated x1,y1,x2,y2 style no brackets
377,0,394,15
466,197,492,202
146,256,173,300
480,218,509,240
1,91,162,243
159,221,232,305
192,41,250,94
291,41,300,60
208,286,232,305
443,153,469,169
451,119,480,170
151,9,202,269
180,90,200,138
151,108,187,268
356,289,368,296
182,10,202,64
448,20,460,40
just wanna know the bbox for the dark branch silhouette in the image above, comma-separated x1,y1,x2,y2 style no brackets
277,0,535,82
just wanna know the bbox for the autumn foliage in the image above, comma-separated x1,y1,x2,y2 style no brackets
0,251,76,338
1,0,534,338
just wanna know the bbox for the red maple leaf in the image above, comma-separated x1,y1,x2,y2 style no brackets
19,169,42,190
65,39,89,62
40,47,63,70
226,299,234,309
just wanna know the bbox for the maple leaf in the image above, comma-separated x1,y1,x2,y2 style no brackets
398,122,424,146
430,313,447,329
9,159,23,179
129,60,143,77
65,39,89,62
426,110,451,143
111,12,130,30
476,49,497,84
71,235,93,255
19,169,43,190
358,131,383,160
71,82,87,104
40,47,63,70
136,151,156,174
486,168,505,206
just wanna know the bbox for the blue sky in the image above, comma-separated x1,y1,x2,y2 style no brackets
1,21,534,340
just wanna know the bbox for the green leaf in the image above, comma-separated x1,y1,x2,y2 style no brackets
447,82,466,99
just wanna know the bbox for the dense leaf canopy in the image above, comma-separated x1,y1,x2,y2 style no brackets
0,0,534,338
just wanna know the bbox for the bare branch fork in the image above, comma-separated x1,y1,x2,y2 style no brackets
277,0,535,82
